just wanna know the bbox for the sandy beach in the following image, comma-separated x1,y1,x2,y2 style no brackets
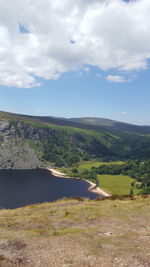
47,168,110,197
47,168,67,178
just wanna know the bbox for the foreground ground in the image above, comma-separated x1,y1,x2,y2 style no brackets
0,196,150,267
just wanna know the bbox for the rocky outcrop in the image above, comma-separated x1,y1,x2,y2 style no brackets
0,119,42,169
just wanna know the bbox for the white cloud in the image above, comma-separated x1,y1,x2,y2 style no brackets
106,75,125,83
121,111,128,115
0,0,150,87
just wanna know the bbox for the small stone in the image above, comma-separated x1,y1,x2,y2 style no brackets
104,232,112,236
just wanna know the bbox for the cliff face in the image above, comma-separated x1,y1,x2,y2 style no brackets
0,118,113,169
0,119,42,169
0,118,90,169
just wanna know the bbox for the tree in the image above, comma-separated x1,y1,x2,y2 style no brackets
129,188,134,197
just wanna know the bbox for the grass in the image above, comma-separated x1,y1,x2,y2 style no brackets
0,197,149,266
77,160,124,170
0,196,149,239
97,174,139,195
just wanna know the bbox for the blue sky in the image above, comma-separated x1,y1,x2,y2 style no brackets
0,0,150,125
0,66,149,125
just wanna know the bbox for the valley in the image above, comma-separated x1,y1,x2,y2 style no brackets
0,110,149,196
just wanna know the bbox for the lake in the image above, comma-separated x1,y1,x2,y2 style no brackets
0,169,100,209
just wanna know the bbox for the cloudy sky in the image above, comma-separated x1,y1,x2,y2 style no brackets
0,0,150,125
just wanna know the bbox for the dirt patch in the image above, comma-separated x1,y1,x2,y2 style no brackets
0,239,28,267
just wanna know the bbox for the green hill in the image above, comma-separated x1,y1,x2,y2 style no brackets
0,111,150,169
1,111,150,135
69,117,150,135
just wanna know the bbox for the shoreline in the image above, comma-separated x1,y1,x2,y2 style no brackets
47,168,110,197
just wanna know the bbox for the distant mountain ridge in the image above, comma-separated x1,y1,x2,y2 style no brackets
0,110,150,169
69,117,150,135
0,111,150,135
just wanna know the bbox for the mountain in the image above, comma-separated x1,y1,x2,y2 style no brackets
1,111,150,134
69,117,150,135
0,111,150,169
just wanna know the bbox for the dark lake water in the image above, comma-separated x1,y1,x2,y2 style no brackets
0,169,100,209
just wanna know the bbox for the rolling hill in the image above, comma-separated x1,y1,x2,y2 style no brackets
0,111,150,169
1,111,150,135
69,117,150,135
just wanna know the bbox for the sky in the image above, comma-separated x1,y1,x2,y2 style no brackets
0,0,150,125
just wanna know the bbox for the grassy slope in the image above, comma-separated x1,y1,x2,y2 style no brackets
0,197,149,266
70,117,150,134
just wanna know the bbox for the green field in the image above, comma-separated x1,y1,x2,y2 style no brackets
77,160,124,170
97,174,139,195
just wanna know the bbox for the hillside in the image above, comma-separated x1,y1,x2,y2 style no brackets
0,111,150,169
0,196,149,267
69,117,150,135
1,111,150,135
